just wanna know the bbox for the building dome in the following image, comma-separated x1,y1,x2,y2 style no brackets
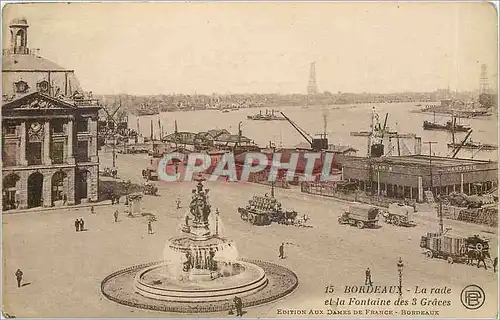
2,18,84,100
10,17,28,27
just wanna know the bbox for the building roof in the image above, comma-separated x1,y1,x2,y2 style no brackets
327,145,358,153
293,142,357,153
215,133,252,143
3,53,69,71
10,17,28,26
344,155,496,168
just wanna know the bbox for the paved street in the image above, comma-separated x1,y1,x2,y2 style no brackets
2,152,498,318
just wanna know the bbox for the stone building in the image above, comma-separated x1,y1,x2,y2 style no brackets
2,18,100,211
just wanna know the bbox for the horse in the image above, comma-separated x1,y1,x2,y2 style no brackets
466,249,490,270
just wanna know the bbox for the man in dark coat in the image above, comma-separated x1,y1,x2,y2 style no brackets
80,218,85,231
233,296,243,317
74,219,80,232
278,243,285,259
365,268,372,286
15,269,23,288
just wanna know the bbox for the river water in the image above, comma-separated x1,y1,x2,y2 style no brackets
130,103,498,161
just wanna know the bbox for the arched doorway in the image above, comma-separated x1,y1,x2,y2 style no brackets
3,173,20,210
28,172,44,208
76,170,89,201
52,171,67,205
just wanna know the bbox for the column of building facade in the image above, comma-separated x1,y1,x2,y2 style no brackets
417,176,423,202
67,168,76,205
89,165,99,202
89,117,98,162
43,120,52,165
43,170,52,207
19,122,28,166
17,170,29,209
67,119,75,164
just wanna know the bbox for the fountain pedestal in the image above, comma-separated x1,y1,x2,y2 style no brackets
186,220,211,240
103,179,298,312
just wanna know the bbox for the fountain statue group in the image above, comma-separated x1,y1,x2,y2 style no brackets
188,180,211,224
183,249,217,273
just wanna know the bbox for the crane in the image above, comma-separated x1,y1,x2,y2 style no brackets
102,100,122,167
280,112,328,151
449,129,473,158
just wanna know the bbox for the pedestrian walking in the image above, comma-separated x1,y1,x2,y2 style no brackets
63,194,67,205
148,220,153,234
80,218,85,231
74,219,79,232
15,269,23,288
365,268,372,286
114,210,119,223
90,206,95,214
176,197,181,209
494,257,498,273
278,242,285,259
233,296,243,317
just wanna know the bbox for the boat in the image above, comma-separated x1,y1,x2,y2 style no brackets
221,109,231,113
423,120,470,132
137,103,160,116
447,140,497,151
247,109,286,121
422,114,470,132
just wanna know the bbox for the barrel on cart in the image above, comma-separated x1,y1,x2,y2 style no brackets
338,206,379,229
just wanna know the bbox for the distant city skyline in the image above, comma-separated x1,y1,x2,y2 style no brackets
2,2,498,95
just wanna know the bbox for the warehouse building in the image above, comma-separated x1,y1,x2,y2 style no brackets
338,155,498,202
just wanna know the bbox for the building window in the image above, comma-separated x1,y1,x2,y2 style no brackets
77,119,88,132
52,119,65,134
3,123,16,136
27,142,42,165
14,81,29,94
2,142,18,167
52,141,64,164
76,140,89,162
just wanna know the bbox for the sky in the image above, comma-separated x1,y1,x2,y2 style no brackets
2,2,498,95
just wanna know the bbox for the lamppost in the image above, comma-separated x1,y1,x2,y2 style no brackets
438,169,444,235
397,257,404,299
215,208,220,236
124,180,131,205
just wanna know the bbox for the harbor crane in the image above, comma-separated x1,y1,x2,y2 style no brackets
449,129,473,158
280,112,328,151
102,100,122,167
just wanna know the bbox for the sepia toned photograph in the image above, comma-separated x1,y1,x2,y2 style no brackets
1,2,498,318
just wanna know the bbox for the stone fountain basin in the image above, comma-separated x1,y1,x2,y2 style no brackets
134,261,268,302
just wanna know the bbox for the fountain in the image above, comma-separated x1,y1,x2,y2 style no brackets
101,177,298,313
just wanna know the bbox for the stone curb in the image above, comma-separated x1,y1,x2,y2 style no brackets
2,201,113,215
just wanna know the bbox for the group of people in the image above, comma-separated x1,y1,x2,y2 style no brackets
110,194,121,205
74,218,86,232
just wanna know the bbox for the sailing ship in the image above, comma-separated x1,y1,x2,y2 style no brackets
247,109,286,121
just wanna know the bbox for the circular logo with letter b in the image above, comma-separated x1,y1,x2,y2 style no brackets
461,285,485,310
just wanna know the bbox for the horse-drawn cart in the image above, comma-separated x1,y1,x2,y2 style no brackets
238,195,299,226
338,206,379,229
420,233,490,265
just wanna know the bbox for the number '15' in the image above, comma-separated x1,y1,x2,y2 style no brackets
325,286,335,293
